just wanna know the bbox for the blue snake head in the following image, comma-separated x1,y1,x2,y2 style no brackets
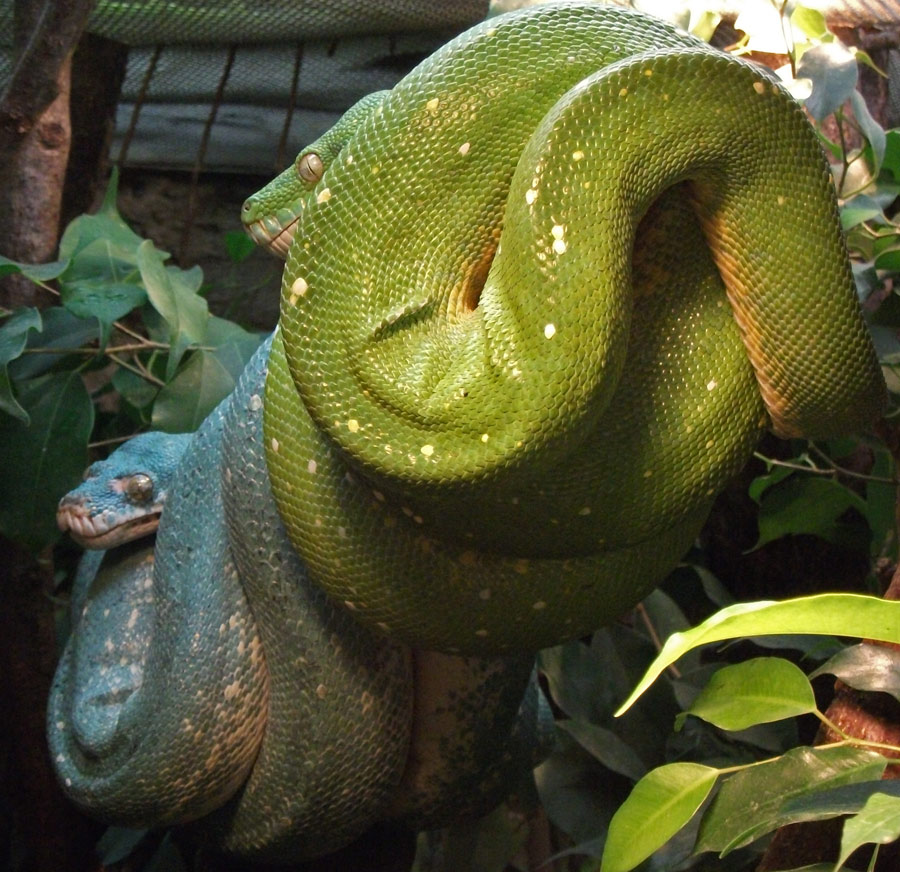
57,431,191,549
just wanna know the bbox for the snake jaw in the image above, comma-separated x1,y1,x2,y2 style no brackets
56,502,162,549
244,217,298,261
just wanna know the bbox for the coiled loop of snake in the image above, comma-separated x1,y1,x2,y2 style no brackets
264,3,884,654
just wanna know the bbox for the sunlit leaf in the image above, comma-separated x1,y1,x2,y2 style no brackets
0,371,93,550
600,762,718,872
616,596,900,715
696,746,887,855
678,657,816,732
810,643,900,702
0,307,42,422
836,792,900,869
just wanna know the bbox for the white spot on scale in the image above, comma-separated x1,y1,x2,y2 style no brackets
127,608,139,629
420,444,434,457
271,437,280,453
479,589,491,600
347,419,360,433
248,394,262,412
475,629,489,637
532,600,547,610
753,81,766,94
459,142,471,156
544,323,556,339
316,188,332,204
426,97,439,112
572,150,584,161
578,506,591,516
525,189,538,205
707,379,717,391
777,195,785,205
307,459,317,474
553,238,567,254
551,224,565,239
481,433,489,443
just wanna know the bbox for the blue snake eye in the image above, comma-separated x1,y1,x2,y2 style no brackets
295,152,324,184
124,474,154,503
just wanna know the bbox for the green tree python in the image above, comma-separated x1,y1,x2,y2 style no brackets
50,1,885,863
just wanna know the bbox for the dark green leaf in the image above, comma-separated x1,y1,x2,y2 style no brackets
840,194,885,230
810,643,900,701
224,231,256,264
0,254,69,281
151,350,232,432
695,746,887,854
601,762,718,872
137,241,207,379
59,278,146,348
836,793,900,867
753,474,868,550
442,802,529,872
679,658,816,732
0,307,42,422
557,719,647,782
111,366,159,411
797,42,858,121
7,307,99,380
0,371,93,550
143,833,188,872
849,90,886,173
782,780,900,820
96,827,147,865
881,130,900,183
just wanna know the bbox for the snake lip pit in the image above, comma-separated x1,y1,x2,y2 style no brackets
56,503,163,549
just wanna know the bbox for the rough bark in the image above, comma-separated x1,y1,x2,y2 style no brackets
0,0,96,305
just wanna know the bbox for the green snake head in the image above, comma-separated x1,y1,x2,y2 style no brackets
57,431,191,549
241,91,389,259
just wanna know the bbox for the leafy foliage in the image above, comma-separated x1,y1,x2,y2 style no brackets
0,169,264,553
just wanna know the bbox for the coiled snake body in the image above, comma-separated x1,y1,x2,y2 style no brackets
50,2,884,863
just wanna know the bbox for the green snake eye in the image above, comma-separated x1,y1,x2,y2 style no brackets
124,474,154,503
296,152,324,184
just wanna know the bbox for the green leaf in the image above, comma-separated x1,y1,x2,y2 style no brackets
7,307,99,380
782,780,900,821
790,6,828,40
557,719,647,782
111,366,159,412
0,307,42,422
836,792,900,869
810,643,900,702
695,746,887,855
616,595,900,715
0,254,69,281
0,371,93,550
59,278,146,348
136,240,208,379
223,231,256,264
678,657,816,732
96,828,147,865
797,42,858,121
600,762,718,872
753,474,868,550
151,350,232,432
849,90,886,174
840,194,885,230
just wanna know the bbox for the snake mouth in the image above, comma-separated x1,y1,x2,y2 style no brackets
244,217,298,261
57,505,162,549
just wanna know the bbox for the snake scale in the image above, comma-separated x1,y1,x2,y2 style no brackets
49,1,884,864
